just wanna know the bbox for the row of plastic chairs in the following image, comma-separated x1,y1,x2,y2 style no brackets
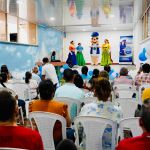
28,111,142,150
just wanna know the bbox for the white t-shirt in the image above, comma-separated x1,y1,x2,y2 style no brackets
32,73,41,85
29,79,38,99
42,63,58,84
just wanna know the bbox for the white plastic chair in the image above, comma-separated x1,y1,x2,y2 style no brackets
138,84,150,105
74,116,117,150
55,97,81,121
80,97,97,104
28,111,66,150
115,98,138,119
119,117,143,140
11,83,31,101
113,89,138,99
113,84,133,90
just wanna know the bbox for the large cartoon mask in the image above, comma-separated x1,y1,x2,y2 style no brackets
91,32,99,44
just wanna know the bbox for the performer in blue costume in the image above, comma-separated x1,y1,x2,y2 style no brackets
76,43,86,66
90,32,100,65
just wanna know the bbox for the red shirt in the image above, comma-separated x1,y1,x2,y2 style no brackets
0,126,44,150
116,132,150,150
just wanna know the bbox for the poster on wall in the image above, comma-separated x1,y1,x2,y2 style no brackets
119,35,133,64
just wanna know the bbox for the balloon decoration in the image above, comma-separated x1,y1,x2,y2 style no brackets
74,0,84,19
102,0,111,18
109,69,118,80
68,0,76,17
90,0,99,26
139,48,147,61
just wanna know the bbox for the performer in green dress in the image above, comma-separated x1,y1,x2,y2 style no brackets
76,43,86,66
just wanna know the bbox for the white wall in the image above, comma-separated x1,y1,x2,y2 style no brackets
63,30,133,63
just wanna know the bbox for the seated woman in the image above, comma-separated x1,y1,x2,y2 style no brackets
29,80,71,145
0,72,26,117
114,67,133,85
79,78,122,150
1,65,12,80
25,71,38,99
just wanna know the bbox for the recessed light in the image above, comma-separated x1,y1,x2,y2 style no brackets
50,17,55,21
113,28,117,30
82,29,86,31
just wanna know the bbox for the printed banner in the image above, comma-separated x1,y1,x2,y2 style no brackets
119,36,133,64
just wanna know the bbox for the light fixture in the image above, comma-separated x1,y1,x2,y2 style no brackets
50,17,55,21
113,27,117,30
82,29,86,31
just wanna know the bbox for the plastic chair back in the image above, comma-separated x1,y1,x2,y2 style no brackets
55,97,81,121
29,111,66,150
115,98,138,119
119,117,143,139
74,116,117,150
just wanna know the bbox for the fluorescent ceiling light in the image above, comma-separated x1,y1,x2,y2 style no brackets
82,29,86,31
113,27,117,30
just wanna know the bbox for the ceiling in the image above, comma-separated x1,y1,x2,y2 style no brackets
0,0,139,32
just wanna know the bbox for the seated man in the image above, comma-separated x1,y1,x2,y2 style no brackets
117,105,150,150
0,90,43,150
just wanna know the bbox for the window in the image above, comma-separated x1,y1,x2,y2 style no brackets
0,0,37,45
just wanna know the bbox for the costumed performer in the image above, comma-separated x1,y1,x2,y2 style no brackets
101,39,112,66
66,40,77,67
76,43,86,66
90,32,100,65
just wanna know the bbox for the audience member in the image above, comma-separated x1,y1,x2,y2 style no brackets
74,74,84,89
73,69,79,75
114,67,133,85
56,139,77,150
81,66,91,81
135,88,150,117
42,57,58,88
29,80,71,145
99,70,109,80
135,63,150,88
55,69,84,100
0,72,26,117
0,90,44,150
79,78,122,150
32,66,41,85
1,65,12,79
117,105,150,150
88,68,100,89
25,71,38,99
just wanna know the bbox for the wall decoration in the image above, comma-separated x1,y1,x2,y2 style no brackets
68,0,76,17
102,0,111,18
119,36,133,64
74,0,84,19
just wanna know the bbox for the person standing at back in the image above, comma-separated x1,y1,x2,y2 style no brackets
55,69,84,100
42,57,58,88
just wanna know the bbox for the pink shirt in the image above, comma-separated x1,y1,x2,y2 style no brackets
114,76,133,85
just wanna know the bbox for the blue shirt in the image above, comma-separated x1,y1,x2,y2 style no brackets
76,46,83,52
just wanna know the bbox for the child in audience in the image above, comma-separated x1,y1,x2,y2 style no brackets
56,139,77,150
81,66,91,81
25,71,38,99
